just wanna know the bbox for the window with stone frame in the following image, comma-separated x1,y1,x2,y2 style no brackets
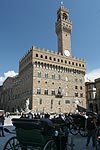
49,57,52,60
65,100,70,104
51,99,53,109
79,78,82,83
54,58,56,61
80,93,83,97
79,64,81,67
58,74,61,80
40,55,43,58
45,73,48,78
51,89,55,95
52,74,55,80
63,13,67,20
37,71,41,78
36,53,38,57
75,86,78,89
80,86,82,90
58,101,61,105
40,99,42,104
44,89,48,95
61,59,63,63
82,64,84,67
75,92,78,97
45,56,47,59
37,88,41,94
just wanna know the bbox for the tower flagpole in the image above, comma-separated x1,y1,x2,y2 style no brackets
61,0,64,6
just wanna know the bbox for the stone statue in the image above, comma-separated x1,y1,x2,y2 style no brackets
24,98,30,112
74,98,79,113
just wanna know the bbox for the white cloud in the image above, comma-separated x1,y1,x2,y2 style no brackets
0,70,18,85
85,68,100,82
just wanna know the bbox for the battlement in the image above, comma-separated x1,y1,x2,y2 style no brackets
32,45,58,55
20,45,85,63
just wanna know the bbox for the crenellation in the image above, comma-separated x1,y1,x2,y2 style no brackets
58,52,62,55
72,56,85,62
45,49,49,52
54,51,58,54
41,48,45,52
49,50,52,53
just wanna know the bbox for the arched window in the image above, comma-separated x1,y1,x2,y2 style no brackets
63,13,67,20
45,56,47,59
54,58,56,61
40,55,43,58
49,57,52,60
36,54,38,57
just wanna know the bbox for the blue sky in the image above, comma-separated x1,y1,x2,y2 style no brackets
0,0,100,85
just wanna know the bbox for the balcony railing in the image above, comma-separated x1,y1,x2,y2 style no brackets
55,94,63,98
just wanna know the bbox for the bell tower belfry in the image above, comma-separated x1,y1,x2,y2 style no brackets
55,4,72,57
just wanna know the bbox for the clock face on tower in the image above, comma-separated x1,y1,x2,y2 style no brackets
64,50,70,57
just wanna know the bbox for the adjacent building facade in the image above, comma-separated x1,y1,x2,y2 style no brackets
85,78,100,113
85,82,97,112
1,4,86,113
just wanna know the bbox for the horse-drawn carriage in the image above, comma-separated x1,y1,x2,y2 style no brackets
3,117,69,150
66,114,88,137
3,118,57,150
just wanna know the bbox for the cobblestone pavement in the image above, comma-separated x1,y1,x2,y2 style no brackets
0,116,97,150
70,133,96,150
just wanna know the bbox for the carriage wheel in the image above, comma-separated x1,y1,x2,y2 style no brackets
96,143,100,150
43,140,57,150
69,125,79,135
96,138,100,150
79,127,88,137
3,136,21,150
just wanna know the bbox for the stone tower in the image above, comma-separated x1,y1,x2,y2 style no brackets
56,4,72,56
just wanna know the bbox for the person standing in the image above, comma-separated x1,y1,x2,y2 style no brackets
85,113,97,147
97,111,100,126
28,111,33,119
0,114,5,137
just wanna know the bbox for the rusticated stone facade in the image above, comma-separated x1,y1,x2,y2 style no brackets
2,4,86,113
